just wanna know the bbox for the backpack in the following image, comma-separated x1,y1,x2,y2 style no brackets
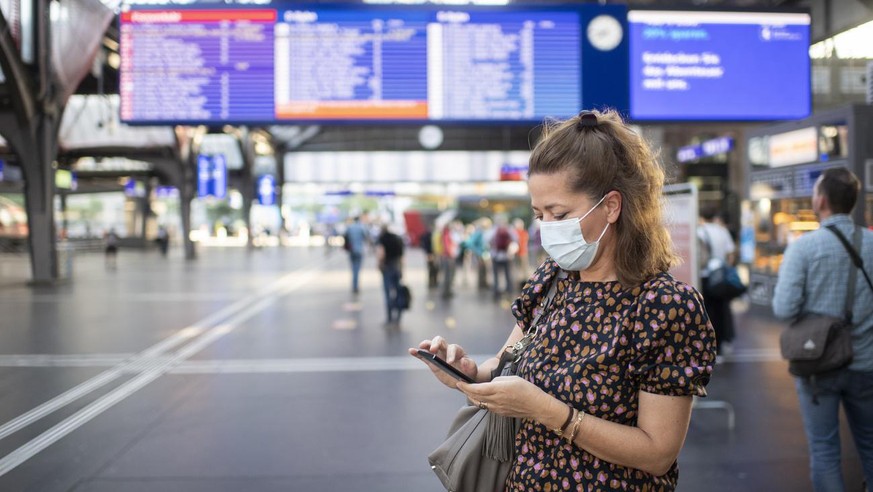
342,231,350,251
494,227,511,252
398,283,412,310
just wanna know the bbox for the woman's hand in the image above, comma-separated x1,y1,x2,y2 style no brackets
409,336,479,389
457,376,551,420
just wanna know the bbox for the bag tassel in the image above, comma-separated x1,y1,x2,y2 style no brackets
483,412,516,462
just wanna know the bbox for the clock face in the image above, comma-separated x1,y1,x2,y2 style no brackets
587,15,623,52
418,125,444,150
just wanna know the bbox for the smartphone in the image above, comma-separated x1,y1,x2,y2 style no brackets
416,349,476,384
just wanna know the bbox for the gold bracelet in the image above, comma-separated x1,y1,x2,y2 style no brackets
566,409,585,443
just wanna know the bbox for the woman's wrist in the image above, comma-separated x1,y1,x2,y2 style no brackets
535,392,571,430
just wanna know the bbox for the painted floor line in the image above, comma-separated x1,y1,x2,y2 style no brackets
0,262,330,447
0,266,321,477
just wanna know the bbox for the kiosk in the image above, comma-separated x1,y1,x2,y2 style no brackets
743,104,873,306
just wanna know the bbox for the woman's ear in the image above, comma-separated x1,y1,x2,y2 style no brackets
604,191,622,224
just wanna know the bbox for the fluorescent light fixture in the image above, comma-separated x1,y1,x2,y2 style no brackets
810,19,873,59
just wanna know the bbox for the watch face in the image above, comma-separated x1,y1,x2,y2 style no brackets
587,15,623,52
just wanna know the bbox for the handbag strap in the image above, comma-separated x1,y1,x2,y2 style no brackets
492,274,560,378
825,225,872,321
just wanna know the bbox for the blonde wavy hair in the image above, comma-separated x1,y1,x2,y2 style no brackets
529,109,678,288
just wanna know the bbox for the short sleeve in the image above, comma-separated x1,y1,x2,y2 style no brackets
629,278,716,397
511,259,559,329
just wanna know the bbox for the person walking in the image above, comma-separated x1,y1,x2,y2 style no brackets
344,216,367,295
490,216,516,299
104,228,119,270
411,109,715,491
419,226,438,289
377,225,405,325
773,167,873,492
698,206,738,355
513,217,530,288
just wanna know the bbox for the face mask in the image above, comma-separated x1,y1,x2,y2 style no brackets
539,195,609,271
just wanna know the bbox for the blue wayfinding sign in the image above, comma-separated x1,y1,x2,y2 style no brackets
0,159,4,181
197,154,228,199
256,175,277,206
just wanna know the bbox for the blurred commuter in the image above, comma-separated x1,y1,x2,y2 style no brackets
419,226,439,289
698,206,737,355
104,228,119,269
439,221,459,299
157,225,170,257
490,215,516,299
465,218,490,290
345,216,367,295
377,225,405,325
513,218,530,288
412,109,715,491
773,167,873,492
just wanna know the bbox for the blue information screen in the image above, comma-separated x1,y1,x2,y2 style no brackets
628,10,810,121
120,3,600,124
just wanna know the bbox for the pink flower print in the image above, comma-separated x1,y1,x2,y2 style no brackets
586,391,596,403
537,451,545,460
522,443,529,454
533,462,543,472
646,291,657,301
664,346,674,358
563,478,571,490
684,366,695,377
574,471,582,481
570,456,579,469
687,299,695,310
598,471,608,483
551,469,558,480
591,373,602,384
571,321,581,334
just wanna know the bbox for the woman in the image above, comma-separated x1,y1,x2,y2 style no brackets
410,109,716,491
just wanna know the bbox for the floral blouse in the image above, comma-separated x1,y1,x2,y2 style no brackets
507,259,716,491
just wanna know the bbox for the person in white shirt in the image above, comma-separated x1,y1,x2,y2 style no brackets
698,206,737,355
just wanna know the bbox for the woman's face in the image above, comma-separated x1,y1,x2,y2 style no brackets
528,169,611,242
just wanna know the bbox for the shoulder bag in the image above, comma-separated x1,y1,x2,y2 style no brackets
700,226,746,300
427,276,559,492
780,225,873,378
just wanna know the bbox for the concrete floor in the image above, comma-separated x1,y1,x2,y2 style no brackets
0,245,867,491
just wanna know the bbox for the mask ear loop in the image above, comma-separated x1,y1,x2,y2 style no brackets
578,193,608,222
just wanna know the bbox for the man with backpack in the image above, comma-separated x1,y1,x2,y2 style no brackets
377,224,406,325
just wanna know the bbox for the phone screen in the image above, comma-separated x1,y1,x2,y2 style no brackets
416,349,475,384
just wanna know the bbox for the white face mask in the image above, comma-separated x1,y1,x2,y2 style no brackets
539,195,609,271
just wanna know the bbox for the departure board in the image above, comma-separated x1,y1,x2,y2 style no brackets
628,10,810,121
119,4,586,124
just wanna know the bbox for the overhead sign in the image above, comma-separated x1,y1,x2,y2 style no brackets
500,163,528,181
118,3,630,124
629,10,810,121
768,127,818,167
676,136,734,163
0,159,4,181
197,154,228,199
256,175,277,206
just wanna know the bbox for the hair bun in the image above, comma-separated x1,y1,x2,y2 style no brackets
576,110,598,130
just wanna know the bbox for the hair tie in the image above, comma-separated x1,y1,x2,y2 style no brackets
576,111,598,131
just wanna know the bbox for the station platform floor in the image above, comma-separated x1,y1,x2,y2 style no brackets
0,245,868,492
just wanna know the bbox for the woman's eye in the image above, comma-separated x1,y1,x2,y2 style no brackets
554,214,566,220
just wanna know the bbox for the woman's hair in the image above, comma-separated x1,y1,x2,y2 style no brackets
528,109,678,287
